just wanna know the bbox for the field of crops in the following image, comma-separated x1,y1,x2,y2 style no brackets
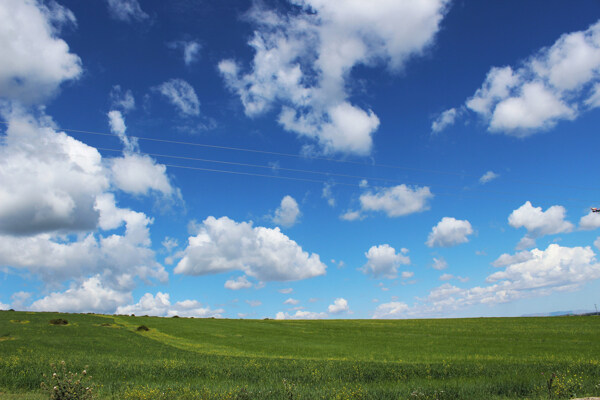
1,310,599,399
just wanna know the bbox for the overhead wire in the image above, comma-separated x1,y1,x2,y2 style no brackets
1,120,597,192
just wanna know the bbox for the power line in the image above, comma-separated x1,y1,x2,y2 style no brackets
94,146,598,205
2,120,596,192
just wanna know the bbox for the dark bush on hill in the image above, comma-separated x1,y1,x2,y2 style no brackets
49,318,68,325
136,325,149,331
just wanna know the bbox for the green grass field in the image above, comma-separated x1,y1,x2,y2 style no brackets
1,310,599,399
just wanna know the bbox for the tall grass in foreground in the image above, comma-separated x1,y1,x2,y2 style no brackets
1,311,599,399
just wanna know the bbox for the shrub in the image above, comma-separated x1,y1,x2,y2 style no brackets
41,361,94,400
136,325,149,332
49,318,68,325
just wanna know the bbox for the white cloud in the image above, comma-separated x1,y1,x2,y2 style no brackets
169,40,202,66
401,271,414,279
107,110,138,153
110,85,135,113
0,302,9,311
426,217,473,248
219,0,449,155
109,153,177,197
439,273,453,281
278,288,293,294
0,193,167,289
431,257,448,270
156,79,200,116
224,276,253,290
161,237,178,253
275,310,327,320
361,244,410,279
30,275,131,313
372,301,409,319
117,292,224,318
340,210,363,221
377,243,600,318
272,195,301,227
359,184,433,218
479,171,499,184
431,108,457,133
174,216,327,281
579,210,600,231
0,107,108,235
508,202,574,247
0,0,82,103
328,297,349,314
322,183,335,207
106,0,148,22
458,20,600,136
492,250,534,268
284,298,299,305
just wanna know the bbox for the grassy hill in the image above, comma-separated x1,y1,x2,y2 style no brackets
1,310,599,399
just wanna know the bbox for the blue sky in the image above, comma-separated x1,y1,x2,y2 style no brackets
2,0,600,319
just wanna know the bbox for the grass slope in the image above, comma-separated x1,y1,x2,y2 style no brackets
1,311,599,399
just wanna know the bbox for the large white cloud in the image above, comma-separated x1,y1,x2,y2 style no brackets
219,0,449,155
29,275,132,314
116,292,224,318
426,217,473,248
0,0,82,103
156,79,200,116
0,106,108,235
109,154,177,197
174,216,326,281
272,195,301,227
508,201,573,248
361,244,410,279
0,193,167,289
438,20,600,135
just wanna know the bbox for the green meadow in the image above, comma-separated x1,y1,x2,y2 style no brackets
1,311,599,399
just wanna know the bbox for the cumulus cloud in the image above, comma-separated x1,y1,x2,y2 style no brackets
0,107,108,235
224,275,253,290
431,108,458,133
30,275,131,313
174,216,326,282
109,154,177,197
479,171,499,184
278,288,293,294
0,0,82,103
375,243,600,318
116,292,224,318
426,217,473,248
328,298,349,314
106,0,148,22
284,298,299,305
340,210,364,221
579,210,600,231
508,201,574,248
357,184,433,218
439,20,600,136
322,183,335,207
361,244,410,279
272,195,301,227
156,79,200,116
219,0,449,155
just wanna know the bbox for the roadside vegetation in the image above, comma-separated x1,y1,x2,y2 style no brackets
1,310,599,399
